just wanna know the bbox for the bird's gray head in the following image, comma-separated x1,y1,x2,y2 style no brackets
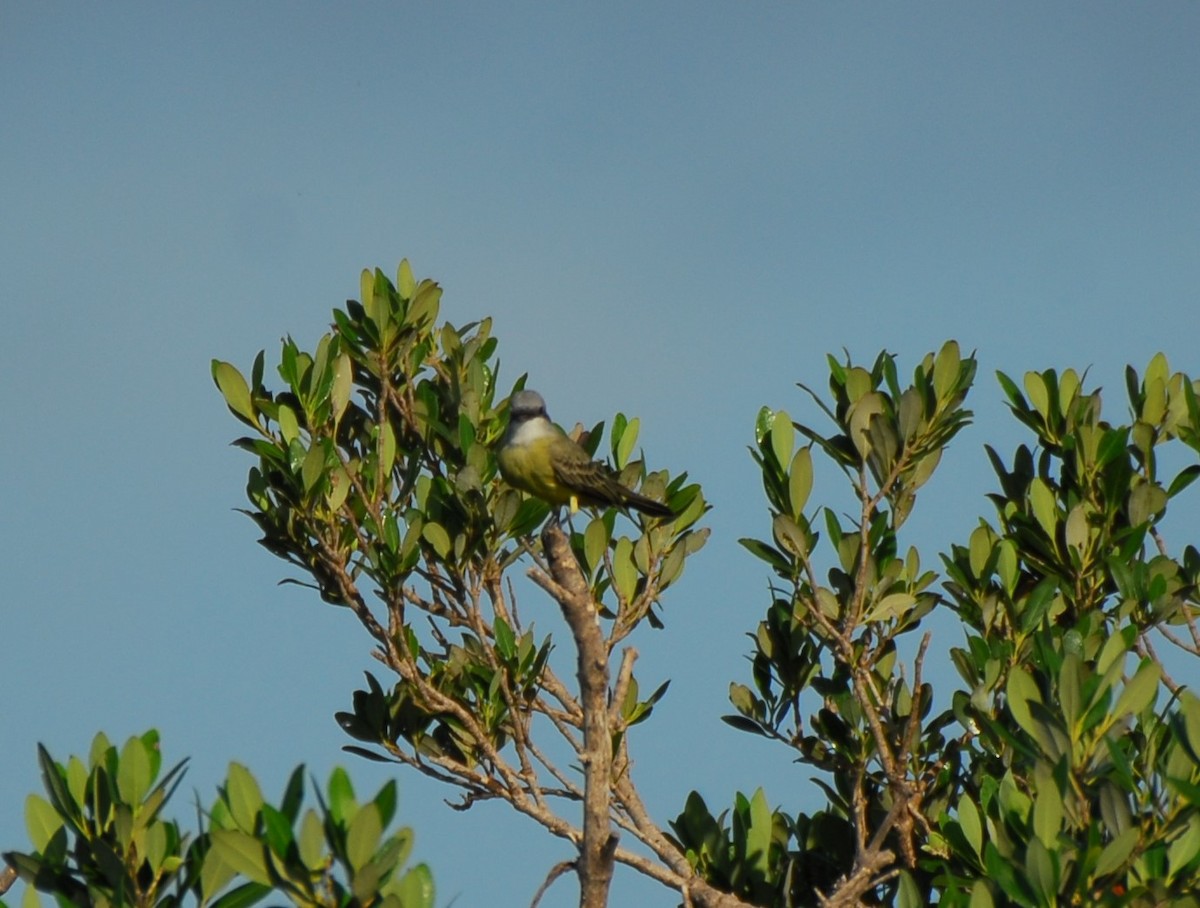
509,389,549,422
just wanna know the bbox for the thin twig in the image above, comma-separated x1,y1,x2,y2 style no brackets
530,860,577,908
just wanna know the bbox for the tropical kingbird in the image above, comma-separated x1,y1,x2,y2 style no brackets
497,390,675,519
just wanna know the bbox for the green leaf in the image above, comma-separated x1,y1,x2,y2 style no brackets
997,539,1018,596
848,392,886,460
301,442,326,494
331,354,353,423
1168,464,1200,498
225,763,264,833
209,882,272,908
968,525,993,578
1006,667,1042,740
771,514,808,560
1180,692,1200,763
1032,783,1063,848
996,370,1027,411
1113,659,1160,721
1096,628,1129,676
985,841,1028,902
66,756,88,807
199,840,240,904
298,809,325,870
968,880,995,908
745,788,772,880
328,767,356,824
372,779,398,829
770,410,793,467
392,863,435,908
615,416,640,470
397,259,416,299
933,340,961,400
898,387,924,441
143,819,169,872
1094,826,1138,877
379,420,397,478
754,406,774,446
613,537,637,602
277,404,300,444
364,269,391,334
259,803,293,858
422,522,451,559
328,465,351,510
1064,503,1089,555
958,795,982,860
1097,427,1130,466
1029,477,1058,538
117,736,152,806
845,366,873,402
210,829,272,886
1168,815,1200,881
1025,838,1057,903
346,802,383,872
897,870,923,908
24,794,62,852
1129,481,1167,526
213,361,258,426
1024,371,1050,419
862,592,916,624
1020,578,1058,633
583,517,609,575
738,537,791,574
409,282,441,328
21,880,43,908
787,447,813,519
493,616,516,662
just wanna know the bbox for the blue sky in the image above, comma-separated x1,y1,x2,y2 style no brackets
3,5,1198,906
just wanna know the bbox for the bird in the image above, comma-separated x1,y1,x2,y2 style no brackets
496,389,675,519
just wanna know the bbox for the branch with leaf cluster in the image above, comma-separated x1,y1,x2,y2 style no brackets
2,731,434,908
718,343,975,905
212,261,746,907
713,347,1200,906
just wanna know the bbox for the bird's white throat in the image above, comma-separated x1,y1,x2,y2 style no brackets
507,416,557,447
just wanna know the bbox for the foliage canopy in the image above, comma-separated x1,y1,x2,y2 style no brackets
6,258,1200,908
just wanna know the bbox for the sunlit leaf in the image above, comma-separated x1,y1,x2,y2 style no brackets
346,802,382,872
331,354,353,422
787,446,813,519
1094,826,1138,877
210,829,271,886
770,410,793,467
1113,659,1160,721
24,794,62,852
933,340,961,400
117,735,152,806
225,763,264,833
958,795,982,860
213,361,258,426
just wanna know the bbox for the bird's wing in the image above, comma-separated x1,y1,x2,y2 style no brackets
551,452,624,504
551,449,674,517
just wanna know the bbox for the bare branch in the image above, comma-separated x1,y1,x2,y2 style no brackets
530,860,577,908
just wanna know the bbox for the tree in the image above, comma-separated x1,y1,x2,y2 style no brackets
209,260,1200,906
1,731,434,908
7,257,1200,907
721,350,1200,906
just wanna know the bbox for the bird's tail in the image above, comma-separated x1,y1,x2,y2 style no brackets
621,488,676,519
